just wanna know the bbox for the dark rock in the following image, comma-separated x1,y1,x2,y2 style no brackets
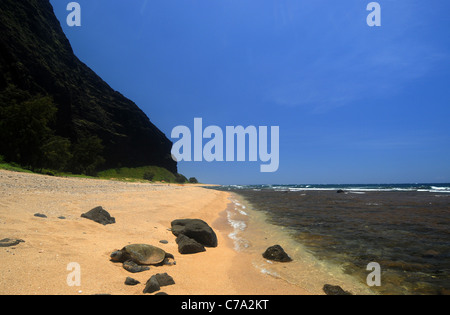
171,219,218,247
159,240,168,244
143,272,175,294
143,275,160,294
0,238,25,247
34,213,47,218
124,277,140,286
155,292,169,295
57,216,66,220
81,206,115,225
143,273,175,294
154,273,175,286
337,189,345,194
176,234,206,254
323,284,352,295
422,250,440,259
262,245,292,262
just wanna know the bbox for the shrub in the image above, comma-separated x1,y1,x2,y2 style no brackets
174,173,188,183
188,177,198,184
143,171,155,181
97,166,177,183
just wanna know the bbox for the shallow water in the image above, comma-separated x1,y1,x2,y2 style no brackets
216,187,450,295
223,193,373,295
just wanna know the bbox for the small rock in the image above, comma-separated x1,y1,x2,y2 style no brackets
337,189,345,194
81,206,115,225
0,238,25,247
34,213,47,218
159,240,168,244
422,250,440,259
124,277,140,286
57,216,66,220
143,273,175,294
262,245,292,262
323,284,352,295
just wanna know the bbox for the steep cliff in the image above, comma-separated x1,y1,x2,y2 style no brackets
0,0,177,173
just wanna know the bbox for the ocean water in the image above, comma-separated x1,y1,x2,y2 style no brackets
211,184,450,295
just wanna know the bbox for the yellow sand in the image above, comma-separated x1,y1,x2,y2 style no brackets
0,170,309,295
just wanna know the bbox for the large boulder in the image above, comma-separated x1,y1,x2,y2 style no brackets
171,219,218,247
81,206,115,225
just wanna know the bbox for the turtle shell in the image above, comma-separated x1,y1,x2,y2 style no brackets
122,244,167,265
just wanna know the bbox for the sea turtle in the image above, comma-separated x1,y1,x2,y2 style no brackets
110,244,175,273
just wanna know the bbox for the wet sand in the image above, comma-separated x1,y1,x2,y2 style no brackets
0,170,310,295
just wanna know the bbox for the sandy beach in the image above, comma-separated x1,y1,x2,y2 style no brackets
0,170,310,295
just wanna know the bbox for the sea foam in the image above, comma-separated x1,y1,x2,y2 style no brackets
227,198,250,251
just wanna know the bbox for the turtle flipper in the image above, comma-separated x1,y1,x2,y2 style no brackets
163,253,176,265
123,260,150,273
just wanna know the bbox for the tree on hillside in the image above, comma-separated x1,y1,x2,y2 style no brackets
41,136,73,171
0,86,58,169
71,135,105,176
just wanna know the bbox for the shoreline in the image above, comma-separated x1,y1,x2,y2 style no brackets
213,197,311,295
0,170,311,295
223,192,374,295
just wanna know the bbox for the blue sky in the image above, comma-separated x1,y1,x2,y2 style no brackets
51,0,450,184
